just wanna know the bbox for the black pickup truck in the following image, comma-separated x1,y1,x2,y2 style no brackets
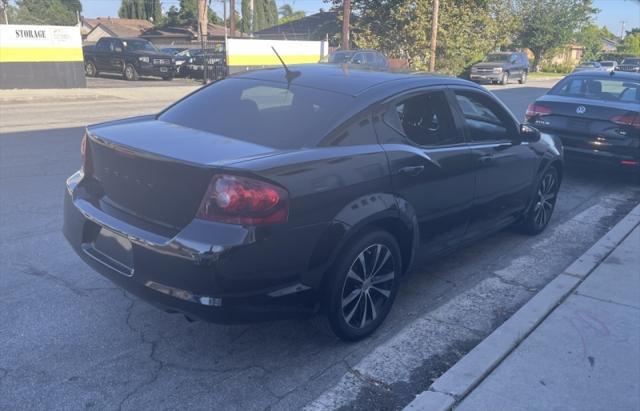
83,37,175,81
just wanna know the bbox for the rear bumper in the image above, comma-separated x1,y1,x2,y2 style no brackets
563,145,640,170
63,171,322,323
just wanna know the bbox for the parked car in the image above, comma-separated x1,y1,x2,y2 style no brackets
573,61,605,72
525,71,639,172
63,65,563,341
599,60,618,72
470,51,529,85
84,37,175,81
187,47,227,80
616,57,640,73
322,49,389,71
173,48,198,77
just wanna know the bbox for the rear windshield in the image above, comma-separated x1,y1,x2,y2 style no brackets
158,78,353,149
549,76,640,102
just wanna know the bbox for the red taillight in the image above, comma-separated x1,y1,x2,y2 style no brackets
525,103,552,120
610,113,640,130
196,174,289,226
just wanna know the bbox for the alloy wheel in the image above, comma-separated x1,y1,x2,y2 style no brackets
533,172,557,228
85,63,95,77
340,244,395,329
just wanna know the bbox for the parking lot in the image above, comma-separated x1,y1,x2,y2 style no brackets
1,79,639,410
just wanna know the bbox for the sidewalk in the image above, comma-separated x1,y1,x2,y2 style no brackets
407,204,640,411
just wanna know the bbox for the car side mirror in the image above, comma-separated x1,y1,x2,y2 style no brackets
520,124,541,142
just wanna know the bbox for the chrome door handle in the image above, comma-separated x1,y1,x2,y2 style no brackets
398,165,425,176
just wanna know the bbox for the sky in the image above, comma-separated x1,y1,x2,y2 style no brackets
76,0,640,37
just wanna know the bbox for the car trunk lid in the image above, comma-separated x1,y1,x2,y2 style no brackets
85,119,279,229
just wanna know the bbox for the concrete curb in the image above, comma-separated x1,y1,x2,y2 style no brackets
404,202,640,411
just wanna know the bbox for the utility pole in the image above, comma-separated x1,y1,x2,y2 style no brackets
342,0,351,50
249,0,254,36
619,20,626,39
223,0,227,43
230,0,236,37
429,0,439,72
198,0,207,46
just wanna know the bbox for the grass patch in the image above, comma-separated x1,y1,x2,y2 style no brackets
529,71,567,78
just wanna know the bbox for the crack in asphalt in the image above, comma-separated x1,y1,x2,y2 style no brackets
13,263,86,297
345,362,392,392
117,292,164,411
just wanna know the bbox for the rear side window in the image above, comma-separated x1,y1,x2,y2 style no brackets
387,91,461,146
550,77,640,102
159,78,353,149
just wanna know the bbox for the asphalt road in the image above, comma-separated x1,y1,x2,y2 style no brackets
1,82,639,410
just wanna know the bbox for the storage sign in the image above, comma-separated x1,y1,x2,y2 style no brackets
0,24,83,63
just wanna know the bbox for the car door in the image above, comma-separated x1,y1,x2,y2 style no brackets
509,53,521,79
94,39,110,71
109,38,125,73
374,88,475,258
450,87,537,235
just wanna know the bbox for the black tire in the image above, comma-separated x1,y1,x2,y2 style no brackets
123,64,139,81
520,166,560,235
325,229,402,341
162,74,174,81
519,70,527,84
500,72,509,85
85,61,98,77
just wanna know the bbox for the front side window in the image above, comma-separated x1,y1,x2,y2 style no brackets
454,91,515,142
387,91,461,146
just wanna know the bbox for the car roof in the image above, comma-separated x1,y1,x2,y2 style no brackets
233,64,476,97
568,71,640,80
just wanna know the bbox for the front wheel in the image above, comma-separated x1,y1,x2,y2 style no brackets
325,229,401,341
123,64,139,81
162,74,174,81
519,166,560,235
500,72,509,85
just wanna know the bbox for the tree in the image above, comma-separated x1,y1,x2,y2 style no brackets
240,0,277,33
618,32,640,55
13,0,77,25
576,23,604,61
516,0,596,71
118,0,162,23
327,0,519,74
278,3,305,24
166,0,221,26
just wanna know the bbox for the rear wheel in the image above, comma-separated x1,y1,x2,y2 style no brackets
519,71,527,84
123,64,139,81
325,229,401,341
520,166,559,235
500,72,509,85
162,74,174,81
85,61,98,77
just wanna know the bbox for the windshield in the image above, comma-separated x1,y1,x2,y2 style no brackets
550,76,640,102
579,62,599,67
159,78,353,149
600,61,614,67
484,54,511,63
328,51,356,63
124,40,159,52
622,58,640,65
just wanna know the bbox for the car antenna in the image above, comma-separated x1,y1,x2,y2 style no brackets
271,46,301,87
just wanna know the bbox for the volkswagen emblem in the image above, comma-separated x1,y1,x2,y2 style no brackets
576,105,586,114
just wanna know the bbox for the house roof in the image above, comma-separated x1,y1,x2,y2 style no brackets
141,22,239,40
83,17,153,38
254,11,339,40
